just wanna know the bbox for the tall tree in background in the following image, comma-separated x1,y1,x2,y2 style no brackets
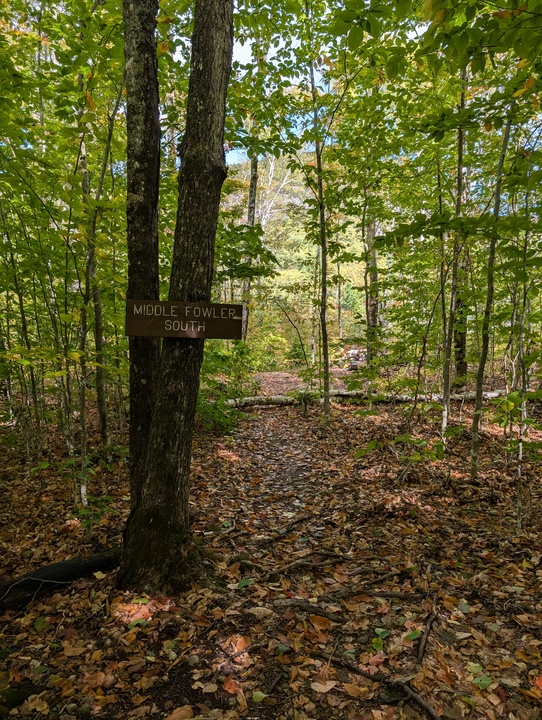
120,0,234,592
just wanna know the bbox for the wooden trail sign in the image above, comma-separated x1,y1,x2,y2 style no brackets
125,300,243,339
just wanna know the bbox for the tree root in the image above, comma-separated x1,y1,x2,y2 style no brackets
0,547,121,610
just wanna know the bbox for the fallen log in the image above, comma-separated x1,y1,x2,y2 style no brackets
226,389,507,409
0,547,121,610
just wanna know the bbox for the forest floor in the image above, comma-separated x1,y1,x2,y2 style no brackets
1,372,542,720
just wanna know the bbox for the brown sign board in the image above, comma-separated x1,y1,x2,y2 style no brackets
125,300,243,340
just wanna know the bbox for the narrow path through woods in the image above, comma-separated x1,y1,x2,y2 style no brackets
185,402,542,720
192,408,357,551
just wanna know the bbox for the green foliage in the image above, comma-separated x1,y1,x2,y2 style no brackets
215,222,278,282
197,341,259,432
77,494,113,532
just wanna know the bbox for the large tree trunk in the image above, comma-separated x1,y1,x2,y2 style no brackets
122,0,162,508
120,0,234,593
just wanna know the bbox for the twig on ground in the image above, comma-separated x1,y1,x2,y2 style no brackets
267,669,286,694
351,567,411,584
321,566,419,602
196,618,219,638
365,591,424,601
311,650,441,720
417,603,438,662
273,598,344,623
351,567,395,581
212,641,266,682
264,552,344,581
320,589,424,602
277,514,311,536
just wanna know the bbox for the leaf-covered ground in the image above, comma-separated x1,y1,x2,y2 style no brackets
1,388,541,720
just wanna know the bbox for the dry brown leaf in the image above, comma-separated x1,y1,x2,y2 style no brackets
24,695,49,713
246,606,274,618
61,641,86,657
311,680,337,693
223,676,241,694
164,707,194,720
234,635,250,653
202,682,218,693
309,614,332,629
342,683,366,698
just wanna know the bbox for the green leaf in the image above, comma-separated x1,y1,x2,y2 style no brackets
472,675,492,690
30,665,49,674
127,619,148,629
406,629,421,640
252,690,268,702
275,643,291,655
34,616,48,632
347,25,365,51
238,577,254,588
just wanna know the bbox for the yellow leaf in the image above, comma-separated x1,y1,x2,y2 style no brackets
524,77,535,90
513,88,527,97
84,90,97,111
158,40,170,54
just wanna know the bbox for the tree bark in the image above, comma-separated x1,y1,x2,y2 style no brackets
242,152,259,339
120,0,233,593
441,77,465,440
308,55,330,421
122,0,162,509
470,117,512,479
364,220,379,365
453,280,468,387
